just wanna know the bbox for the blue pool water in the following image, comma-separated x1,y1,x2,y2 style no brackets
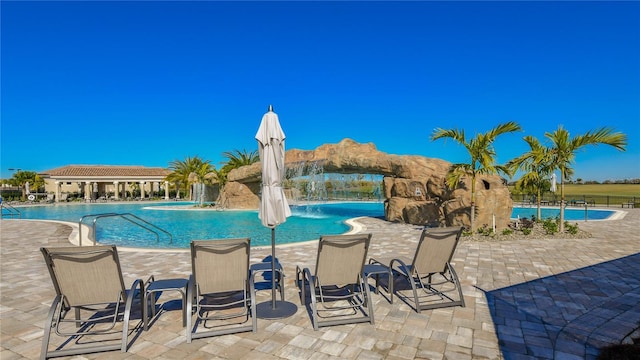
8,202,614,248
511,207,615,221
10,201,384,249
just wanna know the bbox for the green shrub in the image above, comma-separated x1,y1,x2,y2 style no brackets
477,224,494,236
502,228,513,235
565,222,579,235
543,218,558,235
522,228,532,235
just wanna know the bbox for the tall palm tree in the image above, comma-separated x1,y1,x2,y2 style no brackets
506,135,555,220
431,121,522,230
546,126,627,231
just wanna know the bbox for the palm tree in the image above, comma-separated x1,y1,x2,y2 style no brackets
217,149,259,187
431,121,522,231
220,149,259,174
545,126,627,231
209,149,259,207
188,161,216,206
506,135,555,220
9,170,42,200
166,156,213,201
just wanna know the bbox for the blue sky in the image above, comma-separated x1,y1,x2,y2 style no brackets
2,1,639,182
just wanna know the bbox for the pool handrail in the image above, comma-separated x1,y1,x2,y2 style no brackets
0,202,21,219
79,213,173,247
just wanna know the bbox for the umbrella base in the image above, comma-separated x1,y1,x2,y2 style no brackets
256,300,298,319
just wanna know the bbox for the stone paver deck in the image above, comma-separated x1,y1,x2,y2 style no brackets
1,208,639,359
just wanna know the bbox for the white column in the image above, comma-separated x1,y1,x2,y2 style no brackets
151,181,156,198
84,183,91,200
139,181,145,199
113,181,119,200
55,181,61,203
164,181,169,200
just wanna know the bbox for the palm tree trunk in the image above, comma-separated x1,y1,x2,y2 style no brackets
470,177,476,231
536,188,542,220
559,168,565,232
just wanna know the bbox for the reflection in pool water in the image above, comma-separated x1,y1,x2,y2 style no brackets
10,201,616,248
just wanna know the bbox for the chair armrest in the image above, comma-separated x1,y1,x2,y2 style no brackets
129,278,145,299
144,275,155,291
389,258,412,277
368,257,387,266
295,265,313,288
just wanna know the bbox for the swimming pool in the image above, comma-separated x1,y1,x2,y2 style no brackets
8,202,616,248
512,206,616,221
11,201,385,248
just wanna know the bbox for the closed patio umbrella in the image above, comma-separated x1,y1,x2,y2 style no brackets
255,105,297,318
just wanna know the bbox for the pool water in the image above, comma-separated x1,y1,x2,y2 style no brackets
9,202,614,248
11,201,385,248
511,207,615,221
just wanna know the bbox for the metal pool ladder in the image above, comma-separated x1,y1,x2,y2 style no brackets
79,213,173,247
0,202,21,218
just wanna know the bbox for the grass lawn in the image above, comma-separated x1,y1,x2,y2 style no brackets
509,183,640,206
561,184,640,197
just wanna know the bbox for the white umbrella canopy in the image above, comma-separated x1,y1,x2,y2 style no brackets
254,105,296,319
256,106,291,227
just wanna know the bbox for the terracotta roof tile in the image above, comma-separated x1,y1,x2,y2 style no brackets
41,165,171,177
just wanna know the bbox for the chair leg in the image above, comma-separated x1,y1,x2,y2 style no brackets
309,289,319,331
448,264,465,307
410,276,422,313
40,296,62,360
186,280,194,343
249,277,257,333
362,279,375,325
388,269,394,304
121,279,142,352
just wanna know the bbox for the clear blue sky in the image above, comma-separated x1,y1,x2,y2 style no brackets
2,1,639,182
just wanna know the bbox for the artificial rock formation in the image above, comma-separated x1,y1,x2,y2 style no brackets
219,138,513,230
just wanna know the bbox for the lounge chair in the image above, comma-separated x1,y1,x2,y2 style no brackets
371,226,465,313
40,245,145,359
295,233,374,330
186,238,256,343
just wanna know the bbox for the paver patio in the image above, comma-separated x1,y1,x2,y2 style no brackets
1,208,638,359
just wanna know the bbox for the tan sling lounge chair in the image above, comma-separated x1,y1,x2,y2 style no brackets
186,238,257,343
295,233,374,330
373,226,465,313
40,245,145,359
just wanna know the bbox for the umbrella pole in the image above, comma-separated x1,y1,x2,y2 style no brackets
256,226,297,319
271,227,276,309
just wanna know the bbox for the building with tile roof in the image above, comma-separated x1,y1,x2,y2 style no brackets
40,165,174,202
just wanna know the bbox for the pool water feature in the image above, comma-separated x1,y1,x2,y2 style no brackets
10,202,617,249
